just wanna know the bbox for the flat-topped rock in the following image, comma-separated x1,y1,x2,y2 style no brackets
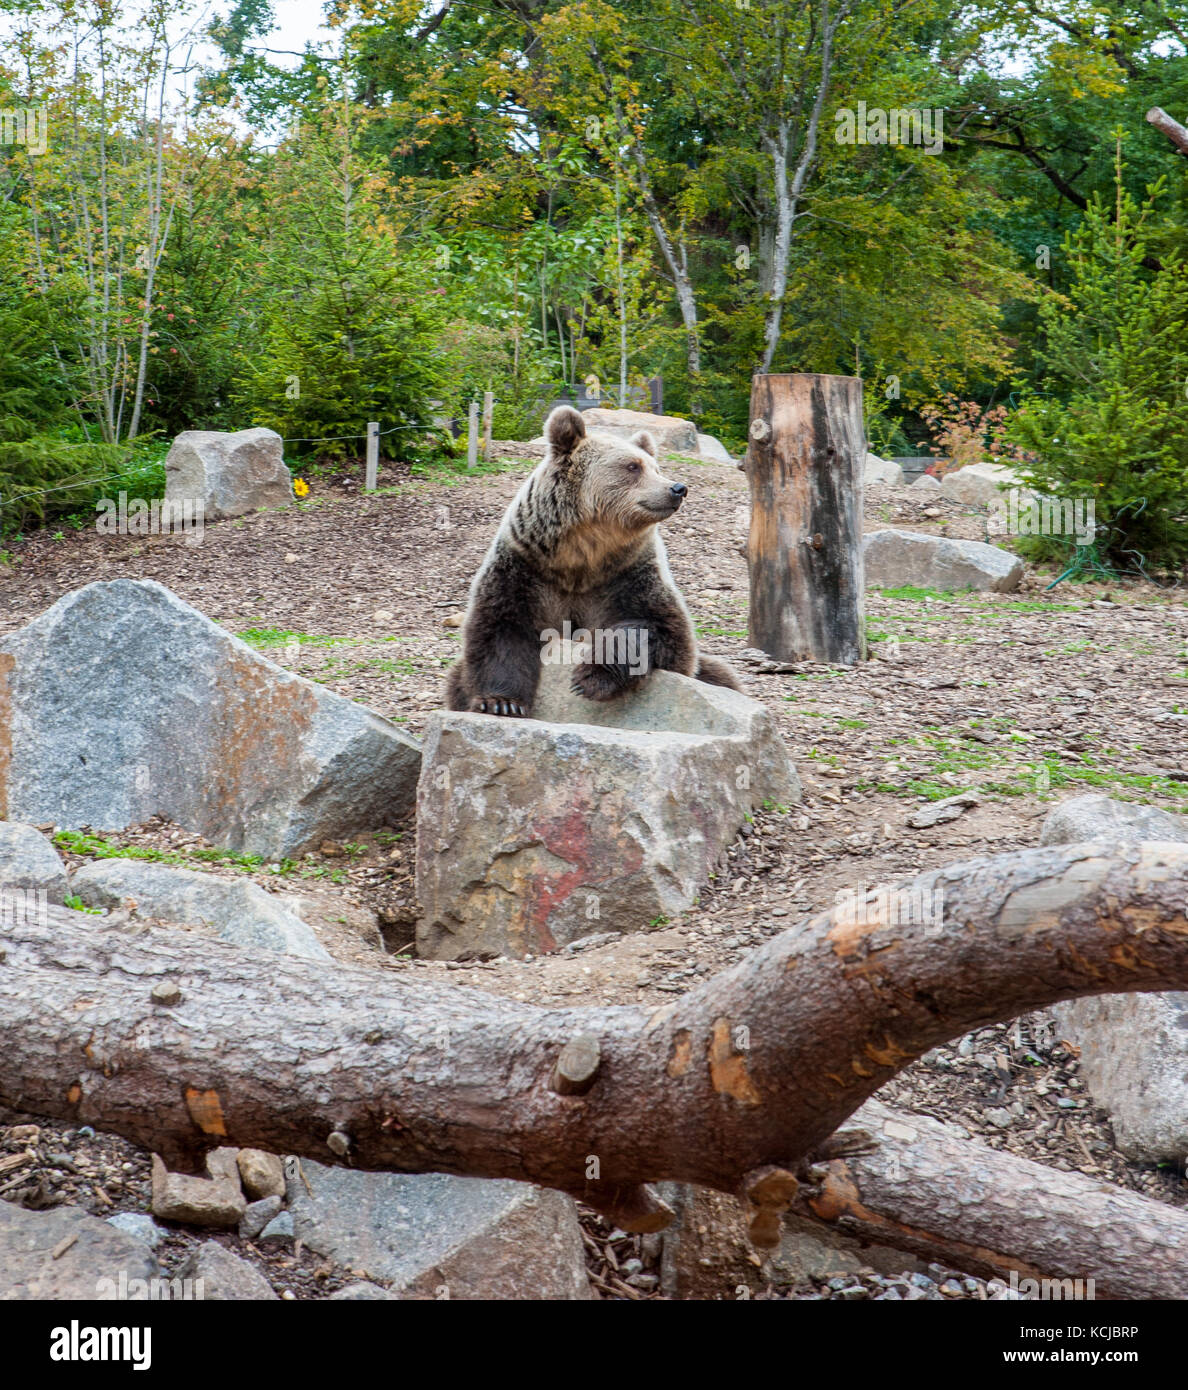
416,661,799,958
580,408,698,453
863,529,1023,592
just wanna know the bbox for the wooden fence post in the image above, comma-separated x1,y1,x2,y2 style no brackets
466,401,479,470
364,421,379,491
743,373,866,666
481,390,494,459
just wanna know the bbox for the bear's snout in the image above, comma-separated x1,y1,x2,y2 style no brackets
669,482,687,499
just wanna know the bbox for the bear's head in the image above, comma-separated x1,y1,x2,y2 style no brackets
543,405,688,533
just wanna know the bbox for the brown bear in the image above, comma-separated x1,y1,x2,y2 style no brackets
445,404,741,716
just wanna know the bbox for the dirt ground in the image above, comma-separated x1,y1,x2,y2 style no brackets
1,447,1186,1299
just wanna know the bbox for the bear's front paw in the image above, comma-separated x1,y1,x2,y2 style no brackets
470,695,531,717
571,663,636,703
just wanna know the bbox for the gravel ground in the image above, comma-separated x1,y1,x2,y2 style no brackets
1,447,1186,1298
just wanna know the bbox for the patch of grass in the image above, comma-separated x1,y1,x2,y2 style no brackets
237,628,352,650
63,893,102,914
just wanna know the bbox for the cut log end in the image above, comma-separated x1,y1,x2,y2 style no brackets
549,1033,601,1096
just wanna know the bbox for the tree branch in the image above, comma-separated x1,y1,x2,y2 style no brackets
2,843,1187,1233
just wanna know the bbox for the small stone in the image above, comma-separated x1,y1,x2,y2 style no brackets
984,1107,1013,1130
237,1149,286,1201
330,1281,394,1300
105,1212,166,1250
258,1211,294,1246
179,1241,278,1300
372,610,395,622
151,1149,245,1229
442,612,465,629
326,1131,351,1157
239,1195,283,1241
320,841,345,857
150,981,182,1007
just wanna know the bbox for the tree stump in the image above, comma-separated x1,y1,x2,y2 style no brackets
744,373,865,665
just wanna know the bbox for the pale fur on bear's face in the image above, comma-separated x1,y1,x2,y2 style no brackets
544,405,685,532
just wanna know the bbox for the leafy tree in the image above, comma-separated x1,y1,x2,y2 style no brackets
1006,157,1188,571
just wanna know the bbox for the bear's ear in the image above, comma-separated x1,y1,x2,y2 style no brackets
545,405,586,456
630,429,657,458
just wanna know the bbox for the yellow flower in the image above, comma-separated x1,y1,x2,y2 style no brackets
294,478,309,498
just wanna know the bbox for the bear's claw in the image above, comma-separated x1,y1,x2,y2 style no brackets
471,695,530,717
571,663,634,702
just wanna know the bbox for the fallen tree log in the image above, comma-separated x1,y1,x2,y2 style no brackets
796,1100,1188,1301
1,842,1187,1241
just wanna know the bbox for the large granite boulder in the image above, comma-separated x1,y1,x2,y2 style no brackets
71,859,329,959
696,433,736,465
580,408,698,453
940,461,1024,506
286,1162,591,1300
416,661,800,958
0,580,421,857
164,427,293,520
863,529,1023,592
864,453,904,487
1041,794,1188,1162
0,822,68,903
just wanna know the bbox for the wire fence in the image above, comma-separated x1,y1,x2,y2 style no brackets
0,422,442,516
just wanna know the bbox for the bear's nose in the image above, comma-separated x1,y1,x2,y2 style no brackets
669,483,688,499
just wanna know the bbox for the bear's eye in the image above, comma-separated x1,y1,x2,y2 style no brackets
625,461,641,475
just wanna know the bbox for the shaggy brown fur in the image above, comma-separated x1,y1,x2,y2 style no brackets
446,405,741,716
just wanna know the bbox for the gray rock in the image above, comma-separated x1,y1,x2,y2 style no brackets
330,1281,395,1300
416,658,800,958
696,433,736,465
864,453,904,488
0,580,421,856
909,473,942,492
0,823,68,902
580,408,697,454
1040,794,1188,847
1040,795,1188,1162
863,529,1023,593
907,792,979,829
258,1212,294,1245
0,1199,158,1299
105,1212,166,1250
178,1241,278,1300
164,427,293,520
940,461,1024,506
239,1196,283,1241
71,860,328,959
286,1161,591,1300
151,1149,245,1229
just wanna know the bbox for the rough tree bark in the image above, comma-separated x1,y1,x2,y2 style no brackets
797,1100,1188,1301
744,373,866,666
3,842,1188,1245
